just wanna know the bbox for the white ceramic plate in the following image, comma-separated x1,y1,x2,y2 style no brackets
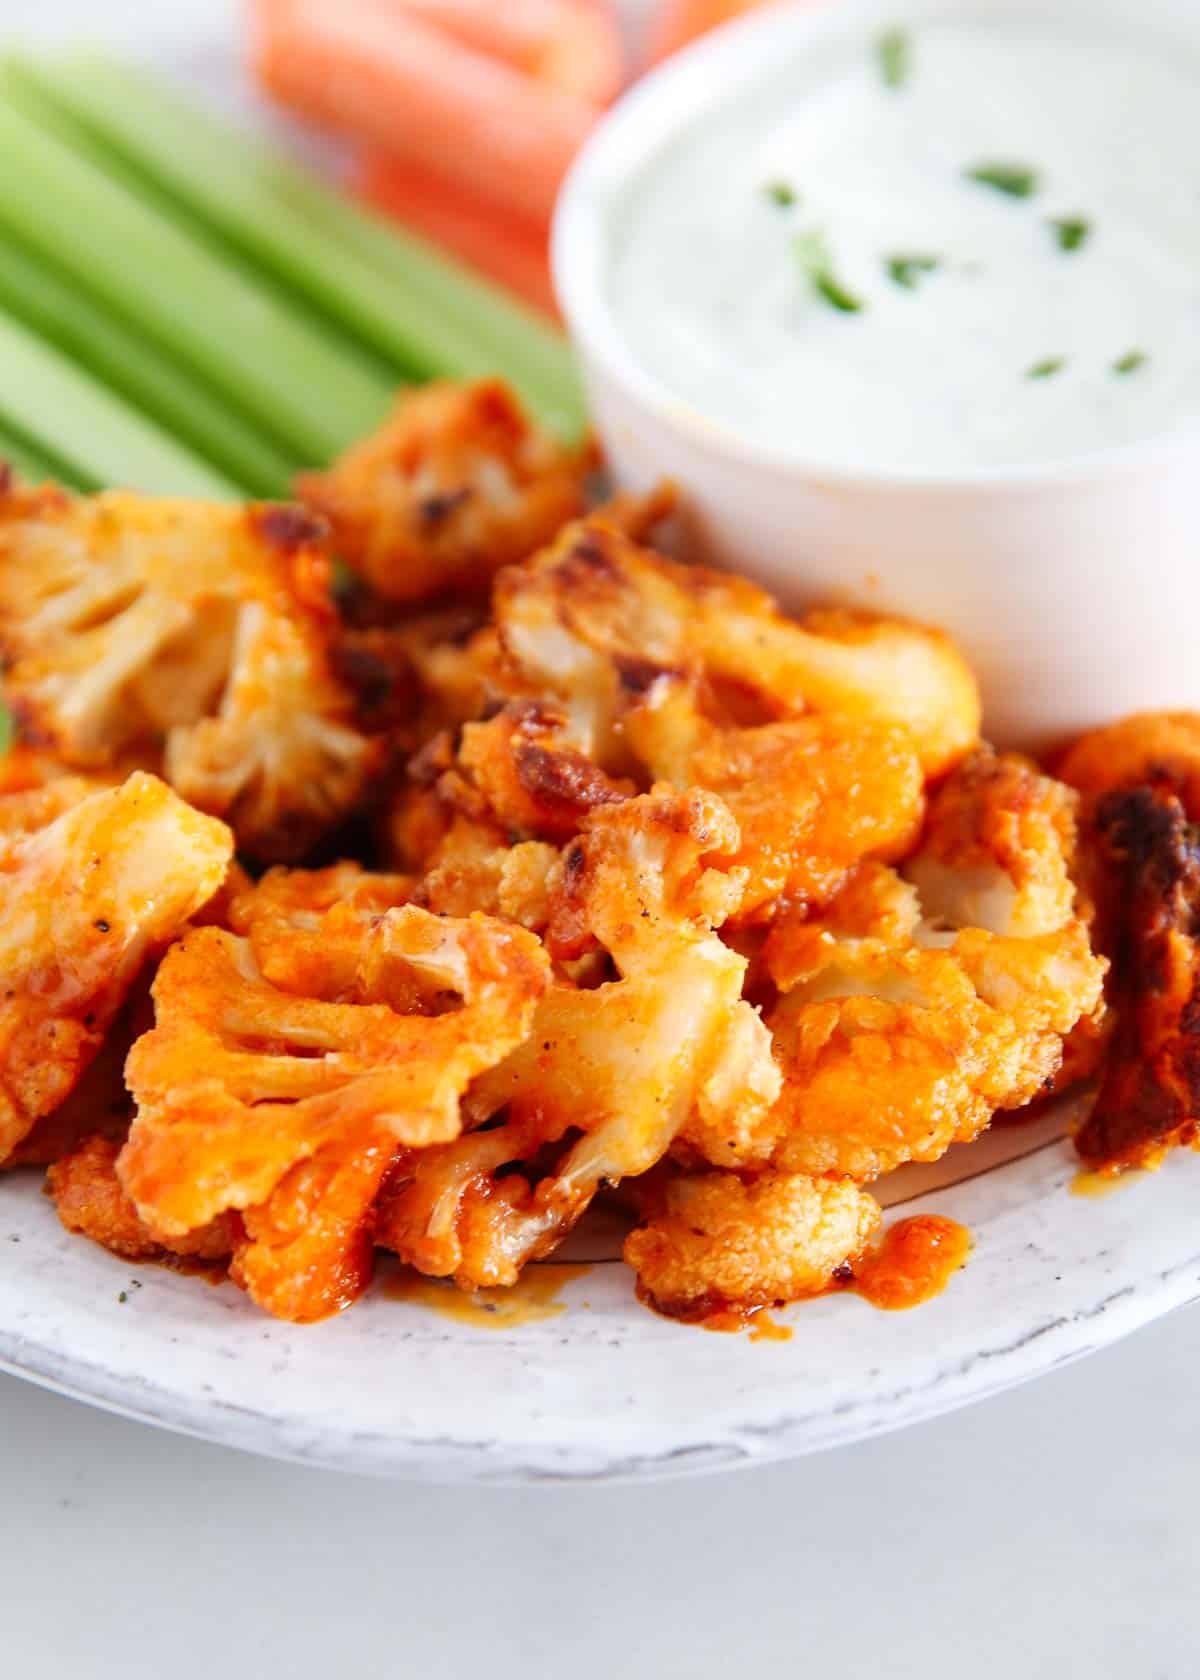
3,1,1200,1483
4,1108,1200,1481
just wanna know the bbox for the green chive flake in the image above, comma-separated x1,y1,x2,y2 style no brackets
1049,215,1090,252
1113,349,1148,375
887,253,940,290
764,180,798,208
794,230,864,313
966,162,1039,199
1027,356,1066,380
877,28,911,88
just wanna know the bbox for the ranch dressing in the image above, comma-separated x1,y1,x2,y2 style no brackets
610,18,1200,472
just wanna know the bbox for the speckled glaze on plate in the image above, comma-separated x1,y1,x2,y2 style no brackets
2,3,1199,1481
3,1105,1200,1481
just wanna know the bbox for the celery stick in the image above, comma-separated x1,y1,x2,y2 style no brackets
0,88,392,466
7,54,587,440
0,238,297,497
0,417,81,489
0,310,241,497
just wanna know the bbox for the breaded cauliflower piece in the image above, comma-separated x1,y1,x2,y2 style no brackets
1058,711,1200,821
760,753,1106,1180
904,746,1079,939
0,483,372,859
377,789,781,1287
47,1133,237,1263
0,771,232,1166
767,910,1105,1180
120,903,549,1320
624,1171,881,1319
627,679,925,919
494,513,980,776
453,699,633,842
4,981,149,1171
297,379,592,606
222,861,416,998
1073,785,1200,1172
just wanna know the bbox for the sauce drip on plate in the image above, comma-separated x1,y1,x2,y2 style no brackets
690,1215,971,1338
839,1215,972,1311
384,1263,591,1327
1071,1166,1150,1200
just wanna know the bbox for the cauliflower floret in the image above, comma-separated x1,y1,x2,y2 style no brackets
120,903,549,1320
624,1171,881,1319
904,746,1079,939
4,981,148,1171
47,1133,237,1263
758,752,1105,1180
626,679,925,920
721,606,981,781
0,483,373,859
0,771,232,1166
766,912,1105,1180
453,699,633,842
1072,784,1200,1172
494,513,980,776
297,379,592,607
222,861,416,998
377,788,781,1287
1058,711,1200,820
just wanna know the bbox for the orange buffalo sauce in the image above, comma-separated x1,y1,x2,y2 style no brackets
691,1304,794,1341
1071,1166,1150,1199
840,1215,972,1311
384,1262,591,1327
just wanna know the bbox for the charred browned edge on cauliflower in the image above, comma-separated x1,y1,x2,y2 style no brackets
1073,785,1200,1171
1058,712,1200,1173
298,378,594,607
0,379,1126,1330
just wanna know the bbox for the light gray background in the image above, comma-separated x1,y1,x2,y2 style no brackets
1,3,1196,1672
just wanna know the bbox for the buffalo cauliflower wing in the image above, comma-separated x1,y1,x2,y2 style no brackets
1058,711,1200,822
624,1170,881,1319
120,900,549,1320
761,753,1106,1180
1072,785,1200,1172
625,678,925,920
297,379,592,607
494,512,980,777
376,788,781,1287
0,483,373,859
48,1133,237,1263
904,746,1079,938
452,699,634,842
0,770,232,1166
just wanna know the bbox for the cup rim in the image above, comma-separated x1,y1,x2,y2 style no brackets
552,0,1200,493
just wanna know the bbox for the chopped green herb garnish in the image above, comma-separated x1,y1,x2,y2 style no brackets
793,230,864,313
813,274,864,313
965,162,1039,199
118,1291,128,1304
1113,349,1148,375
1049,215,1090,252
877,28,911,88
1027,356,1066,380
764,180,797,208
886,253,939,290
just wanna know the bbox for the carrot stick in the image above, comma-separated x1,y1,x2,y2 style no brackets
647,0,782,65
375,0,624,106
252,0,596,225
357,152,558,320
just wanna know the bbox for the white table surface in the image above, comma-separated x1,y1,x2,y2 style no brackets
3,1307,1198,1678
2,2,1198,1671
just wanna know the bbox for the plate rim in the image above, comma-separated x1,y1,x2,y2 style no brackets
5,1135,1200,1484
